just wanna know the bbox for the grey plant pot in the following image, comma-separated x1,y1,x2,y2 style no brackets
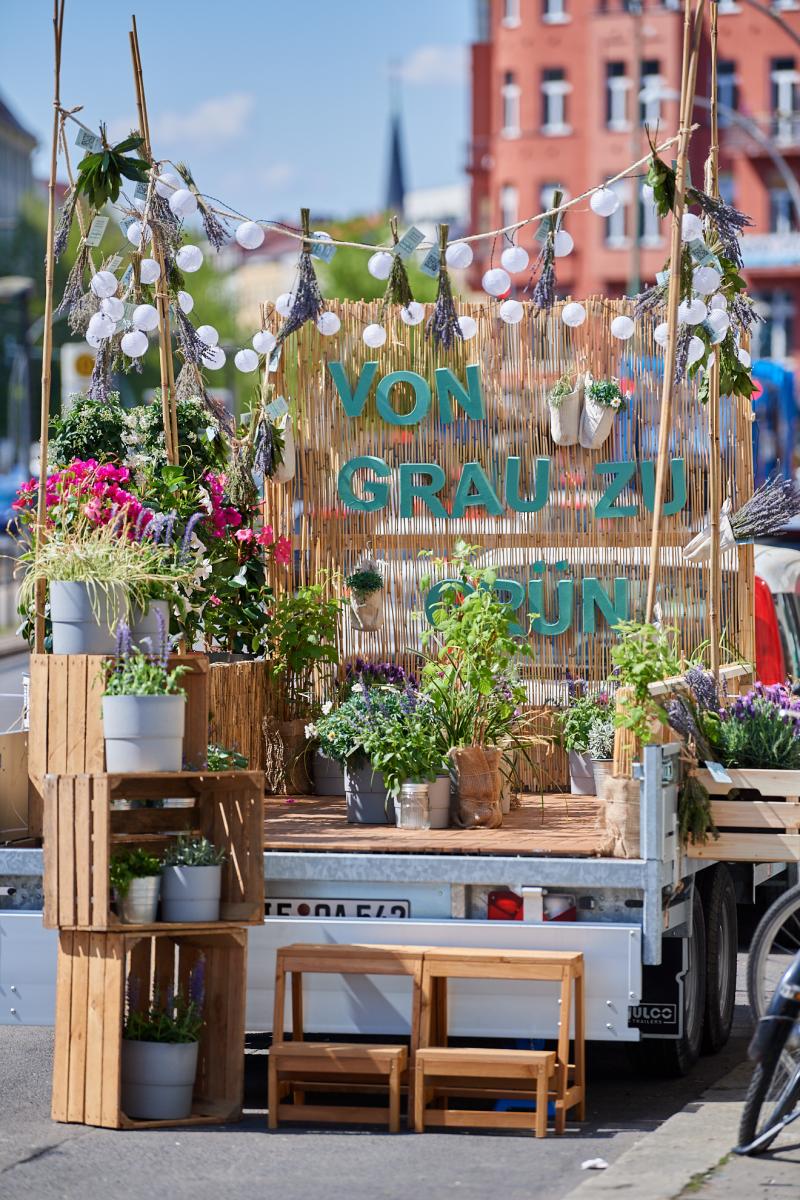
592,758,614,797
568,749,597,796
50,580,126,655
130,600,170,651
313,749,346,796
121,1039,199,1121
428,775,451,829
344,763,393,825
115,875,160,924
103,694,185,773
160,863,222,923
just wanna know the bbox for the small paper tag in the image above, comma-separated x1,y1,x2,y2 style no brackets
656,268,670,286
75,127,102,154
122,301,137,323
704,760,731,784
394,225,425,260
689,239,720,270
536,188,564,243
105,254,123,272
420,246,440,277
267,345,283,373
84,215,109,248
120,264,134,289
134,180,149,202
265,394,289,421
311,235,337,263
119,215,137,235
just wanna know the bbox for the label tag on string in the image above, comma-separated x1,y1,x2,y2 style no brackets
122,301,137,324
419,246,440,277
120,264,134,289
105,254,123,272
394,226,425,260
265,395,289,421
133,181,149,202
689,239,720,270
75,127,102,154
84,215,109,248
656,268,670,286
704,761,731,784
311,236,337,263
119,215,137,237
535,188,564,243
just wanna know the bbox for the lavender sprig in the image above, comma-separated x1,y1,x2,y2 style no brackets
276,208,324,346
529,237,556,313
673,325,693,385
87,340,113,403
692,190,753,267
56,242,90,315
189,956,206,1011
53,189,77,261
426,223,463,351
730,474,800,542
179,511,205,562
634,281,666,321
175,308,208,366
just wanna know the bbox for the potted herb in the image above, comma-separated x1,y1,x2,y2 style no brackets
102,620,188,772
557,682,613,794
346,556,384,632
548,372,582,447
110,848,161,925
311,690,377,807
361,689,443,827
579,374,625,451
587,713,615,795
121,959,205,1121
160,836,226,923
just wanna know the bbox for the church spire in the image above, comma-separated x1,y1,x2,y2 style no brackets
385,64,407,215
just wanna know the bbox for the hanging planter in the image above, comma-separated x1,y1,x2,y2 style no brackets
346,555,385,632
548,372,582,447
579,375,625,451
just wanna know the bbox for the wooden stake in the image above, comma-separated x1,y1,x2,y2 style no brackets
129,16,178,466
34,0,66,653
644,0,706,623
706,1,722,677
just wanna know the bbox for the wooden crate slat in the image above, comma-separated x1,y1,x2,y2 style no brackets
707,799,800,830
51,930,75,1122
66,656,89,774
696,768,800,798
92,776,111,931
66,930,90,1123
101,935,125,1129
85,664,105,774
42,777,59,929
74,776,92,929
48,656,69,775
687,831,800,862
84,934,108,1127
57,777,76,928
110,808,197,834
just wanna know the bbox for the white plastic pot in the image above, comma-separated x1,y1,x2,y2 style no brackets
102,694,185,772
568,750,596,796
130,600,170,651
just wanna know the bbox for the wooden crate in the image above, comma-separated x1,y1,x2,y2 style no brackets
28,653,210,839
52,925,247,1129
43,771,265,929
687,768,800,862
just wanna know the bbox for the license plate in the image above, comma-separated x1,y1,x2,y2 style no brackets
265,898,411,919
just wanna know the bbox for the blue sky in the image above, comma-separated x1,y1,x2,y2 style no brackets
1,0,473,219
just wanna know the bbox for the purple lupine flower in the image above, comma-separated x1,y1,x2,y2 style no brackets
163,510,177,548
116,620,132,662
155,605,169,672
179,511,205,562
134,507,152,541
126,973,140,1017
189,956,206,1011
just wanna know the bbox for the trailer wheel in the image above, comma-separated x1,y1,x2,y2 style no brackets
698,865,737,1054
636,884,707,1077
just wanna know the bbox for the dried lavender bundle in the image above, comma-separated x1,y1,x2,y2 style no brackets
175,307,208,365
633,280,666,321
277,208,324,346
253,416,274,477
67,289,100,336
729,293,762,339
673,325,693,385
53,188,78,261
56,241,90,314
730,475,800,542
176,162,228,251
426,223,463,350
149,192,182,253
87,340,114,403
382,217,414,312
530,237,556,313
691,189,753,267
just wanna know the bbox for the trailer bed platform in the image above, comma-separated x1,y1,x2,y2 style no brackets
264,793,608,857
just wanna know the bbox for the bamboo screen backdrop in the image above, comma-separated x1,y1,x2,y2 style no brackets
269,298,755,696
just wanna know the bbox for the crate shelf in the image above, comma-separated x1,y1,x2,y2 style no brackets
687,768,800,862
43,771,265,929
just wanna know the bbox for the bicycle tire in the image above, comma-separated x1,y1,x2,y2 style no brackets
738,1045,800,1154
747,882,800,1018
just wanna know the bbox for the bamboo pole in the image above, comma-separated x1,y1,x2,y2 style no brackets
128,16,178,466
706,1,722,677
644,0,706,622
34,0,66,653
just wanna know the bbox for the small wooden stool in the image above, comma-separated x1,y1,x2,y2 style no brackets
414,1047,557,1138
268,1042,408,1132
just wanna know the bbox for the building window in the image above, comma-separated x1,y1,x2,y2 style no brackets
753,290,794,360
718,172,735,208
606,62,631,132
769,187,796,233
717,61,738,128
502,0,521,26
604,181,629,248
543,0,569,23
638,182,661,247
771,57,800,143
500,184,519,229
640,60,663,125
501,71,521,138
542,68,571,135
773,0,800,12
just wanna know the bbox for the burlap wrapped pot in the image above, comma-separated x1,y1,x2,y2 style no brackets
449,745,503,829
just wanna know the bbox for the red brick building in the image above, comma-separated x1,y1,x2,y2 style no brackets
469,0,800,361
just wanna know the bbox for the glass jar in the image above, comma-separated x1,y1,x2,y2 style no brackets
397,782,431,829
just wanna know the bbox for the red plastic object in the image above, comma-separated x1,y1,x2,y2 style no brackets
487,890,523,920
754,574,786,685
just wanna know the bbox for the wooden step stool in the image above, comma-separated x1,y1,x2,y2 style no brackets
269,1042,408,1132
413,1047,557,1137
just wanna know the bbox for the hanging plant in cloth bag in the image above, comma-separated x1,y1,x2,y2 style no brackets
271,413,295,484
548,371,583,447
684,474,800,562
579,375,625,451
346,555,385,632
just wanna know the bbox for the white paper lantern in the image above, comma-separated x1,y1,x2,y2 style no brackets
196,324,219,347
737,347,752,368
693,265,722,295
500,245,529,274
139,258,161,285
687,336,706,366
253,329,277,354
235,221,264,250
590,188,619,217
482,267,511,297
709,293,728,312
610,314,635,340
177,290,194,314
202,346,226,370
363,323,387,348
499,298,524,324
707,308,730,337
445,242,473,270
87,311,116,341
176,244,203,273
85,330,102,350
678,298,707,326
400,301,425,326
316,311,341,336
132,304,159,333
101,296,125,321
681,212,704,242
561,301,587,327
553,229,574,258
89,270,118,299
654,321,669,347
457,315,477,340
275,292,295,317
368,251,394,281
169,187,198,218
121,329,148,358
234,348,259,373
126,220,151,247
155,171,180,199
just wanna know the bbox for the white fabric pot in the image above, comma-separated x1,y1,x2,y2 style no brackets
102,694,185,772
272,415,296,483
548,377,582,447
579,394,617,450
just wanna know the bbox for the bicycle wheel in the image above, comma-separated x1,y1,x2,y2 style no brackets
738,1045,800,1154
747,883,800,1017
